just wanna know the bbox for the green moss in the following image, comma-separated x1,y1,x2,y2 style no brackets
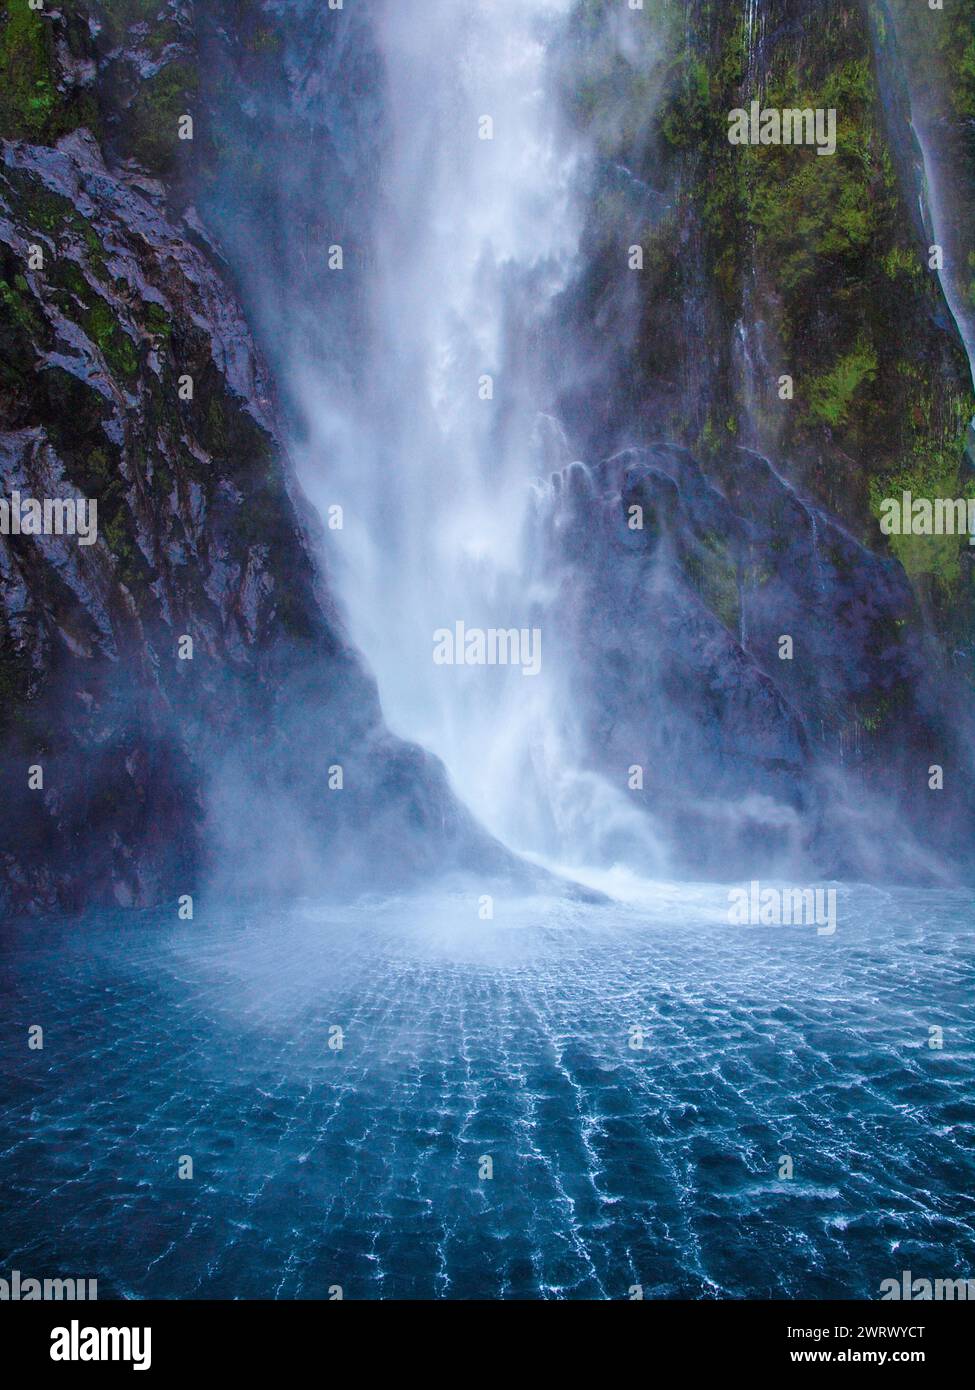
685,532,740,632
86,297,139,378
882,246,922,282
0,2,58,138
85,447,117,488
123,60,199,176
3,171,111,280
565,0,973,651
806,341,878,428
205,393,228,451
46,254,141,380
661,56,710,150
868,441,975,592
0,259,48,409
696,412,740,459
0,273,45,338
742,61,892,294
142,300,172,340
889,0,975,122
0,1,100,141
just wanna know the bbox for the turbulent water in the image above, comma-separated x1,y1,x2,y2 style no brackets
2,886,973,1300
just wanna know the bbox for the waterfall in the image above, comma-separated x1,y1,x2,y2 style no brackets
191,0,975,889
282,0,665,875
910,128,975,390
875,3,975,390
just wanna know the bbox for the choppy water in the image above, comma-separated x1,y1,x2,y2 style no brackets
1,884,973,1299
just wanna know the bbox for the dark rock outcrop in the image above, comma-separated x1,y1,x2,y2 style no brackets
0,2,517,913
555,0,974,650
535,443,975,880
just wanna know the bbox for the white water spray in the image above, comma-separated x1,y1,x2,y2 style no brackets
292,0,664,873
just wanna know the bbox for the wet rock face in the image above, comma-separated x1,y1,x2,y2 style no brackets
539,0,975,878
0,4,513,913
557,0,974,643
2,0,972,906
538,444,974,880
0,126,217,911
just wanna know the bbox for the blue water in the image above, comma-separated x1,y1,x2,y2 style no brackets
1,884,973,1299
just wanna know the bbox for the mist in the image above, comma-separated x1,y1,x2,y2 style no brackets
185,0,975,896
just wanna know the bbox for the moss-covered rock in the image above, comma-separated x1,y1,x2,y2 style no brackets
0,5,515,914
0,0,99,141
559,0,973,649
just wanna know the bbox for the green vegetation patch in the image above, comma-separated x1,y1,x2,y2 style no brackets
0,1,59,138
806,341,879,429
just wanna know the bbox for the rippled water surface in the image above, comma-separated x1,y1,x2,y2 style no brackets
1,885,973,1299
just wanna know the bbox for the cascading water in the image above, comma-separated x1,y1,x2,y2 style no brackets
908,137,975,392
288,0,665,875
192,0,975,889
6,0,975,1313
875,4,975,387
